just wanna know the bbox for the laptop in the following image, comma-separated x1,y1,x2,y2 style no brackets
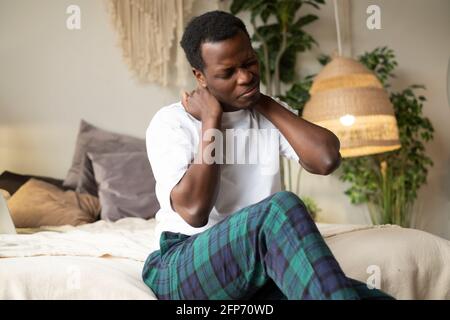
0,194,17,234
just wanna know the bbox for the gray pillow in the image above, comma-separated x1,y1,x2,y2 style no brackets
77,153,97,196
64,120,145,190
89,151,159,221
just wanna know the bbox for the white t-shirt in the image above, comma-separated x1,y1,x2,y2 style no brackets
146,100,300,247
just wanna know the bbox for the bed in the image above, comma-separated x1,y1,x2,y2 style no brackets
1,121,448,300
1,217,449,300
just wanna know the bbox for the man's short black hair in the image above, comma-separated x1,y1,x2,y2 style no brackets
180,10,250,71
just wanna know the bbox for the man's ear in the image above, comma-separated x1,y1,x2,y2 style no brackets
192,68,207,88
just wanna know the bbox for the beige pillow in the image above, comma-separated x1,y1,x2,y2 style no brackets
7,178,100,228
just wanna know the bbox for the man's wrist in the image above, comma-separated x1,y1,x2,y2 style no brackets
202,114,222,128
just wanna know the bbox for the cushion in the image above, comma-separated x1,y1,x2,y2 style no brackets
0,170,68,196
89,152,159,221
64,120,146,190
1,189,11,200
77,154,98,196
7,179,101,228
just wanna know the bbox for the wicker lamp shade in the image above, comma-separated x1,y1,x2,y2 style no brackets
303,56,401,158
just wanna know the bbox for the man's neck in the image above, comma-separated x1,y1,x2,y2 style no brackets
221,102,246,113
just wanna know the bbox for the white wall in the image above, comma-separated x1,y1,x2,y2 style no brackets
1,0,449,239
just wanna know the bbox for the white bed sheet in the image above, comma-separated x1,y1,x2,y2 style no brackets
0,218,449,299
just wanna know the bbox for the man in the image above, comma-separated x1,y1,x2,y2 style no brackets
142,10,392,300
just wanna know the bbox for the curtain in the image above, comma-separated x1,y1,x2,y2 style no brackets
105,0,195,87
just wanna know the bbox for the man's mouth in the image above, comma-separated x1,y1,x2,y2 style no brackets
240,82,260,98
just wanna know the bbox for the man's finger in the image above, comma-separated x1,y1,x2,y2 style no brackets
181,91,188,108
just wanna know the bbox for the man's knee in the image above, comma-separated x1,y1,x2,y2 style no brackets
248,191,314,237
258,191,308,218
272,191,301,201
271,191,306,209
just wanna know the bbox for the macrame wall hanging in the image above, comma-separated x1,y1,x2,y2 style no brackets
105,0,195,87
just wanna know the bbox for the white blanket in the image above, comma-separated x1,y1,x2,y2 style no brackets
0,218,449,299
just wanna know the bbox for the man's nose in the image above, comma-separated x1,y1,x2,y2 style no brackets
236,68,253,85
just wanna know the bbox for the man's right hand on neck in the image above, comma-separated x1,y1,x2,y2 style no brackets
182,87,223,122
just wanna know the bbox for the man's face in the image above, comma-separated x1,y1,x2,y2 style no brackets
194,30,261,110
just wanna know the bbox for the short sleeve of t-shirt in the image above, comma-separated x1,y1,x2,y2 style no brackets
280,133,300,162
273,98,300,162
146,108,196,213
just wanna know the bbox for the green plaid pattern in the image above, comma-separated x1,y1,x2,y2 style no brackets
142,191,394,300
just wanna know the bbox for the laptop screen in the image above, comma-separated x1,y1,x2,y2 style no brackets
0,195,17,234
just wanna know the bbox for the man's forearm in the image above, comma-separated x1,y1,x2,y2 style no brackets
255,96,341,175
170,117,221,227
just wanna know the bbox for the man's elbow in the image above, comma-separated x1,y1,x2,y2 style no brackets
178,205,210,228
319,151,342,175
187,218,209,228
319,135,341,175
298,152,341,176
171,190,211,228
188,215,209,228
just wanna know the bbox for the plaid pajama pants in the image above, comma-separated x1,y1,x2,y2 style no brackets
142,191,394,300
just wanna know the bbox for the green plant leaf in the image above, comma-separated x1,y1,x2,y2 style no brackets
303,1,320,9
279,75,313,113
358,47,397,87
294,14,318,28
230,0,248,14
260,7,272,23
318,54,331,66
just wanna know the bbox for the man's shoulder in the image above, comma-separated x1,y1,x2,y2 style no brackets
152,101,185,122
148,101,196,130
